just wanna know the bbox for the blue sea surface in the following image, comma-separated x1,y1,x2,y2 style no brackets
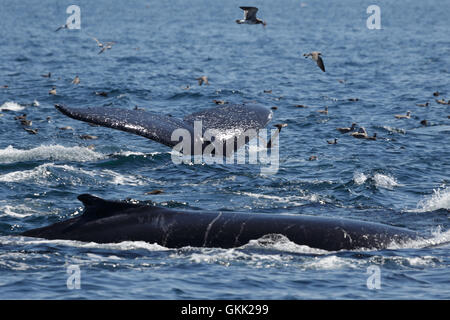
0,0,449,299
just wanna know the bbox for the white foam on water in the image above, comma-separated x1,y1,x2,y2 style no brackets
353,172,368,185
0,145,105,164
302,255,363,270
0,101,24,111
415,186,450,212
0,163,53,183
239,191,325,206
2,236,168,252
244,234,329,255
99,169,148,186
353,171,400,189
0,204,37,218
373,173,400,189
0,162,150,186
387,227,450,250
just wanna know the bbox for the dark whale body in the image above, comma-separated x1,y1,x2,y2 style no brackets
22,195,418,251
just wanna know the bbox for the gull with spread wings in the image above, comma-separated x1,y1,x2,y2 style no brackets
236,7,266,26
90,36,116,54
304,52,326,72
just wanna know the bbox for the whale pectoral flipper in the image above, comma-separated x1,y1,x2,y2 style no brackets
183,104,272,133
55,103,272,155
55,104,194,148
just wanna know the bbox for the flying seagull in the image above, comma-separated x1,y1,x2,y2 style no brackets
304,52,325,72
236,7,266,26
91,36,115,54
72,75,80,85
55,24,69,32
196,76,209,86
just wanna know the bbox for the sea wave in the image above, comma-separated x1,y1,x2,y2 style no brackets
0,145,104,164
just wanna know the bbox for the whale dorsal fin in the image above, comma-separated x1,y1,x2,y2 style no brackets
77,194,144,220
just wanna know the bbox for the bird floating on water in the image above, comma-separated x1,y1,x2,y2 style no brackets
236,7,266,26
395,111,411,119
24,128,38,134
303,52,325,72
416,102,429,107
337,123,357,133
351,127,368,139
436,99,450,105
327,138,338,144
49,87,57,95
213,100,228,105
317,106,328,114
41,72,51,78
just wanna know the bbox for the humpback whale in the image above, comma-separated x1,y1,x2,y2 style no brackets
21,194,418,251
55,103,272,156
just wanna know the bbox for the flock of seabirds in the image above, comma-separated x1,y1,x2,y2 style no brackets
1,6,450,160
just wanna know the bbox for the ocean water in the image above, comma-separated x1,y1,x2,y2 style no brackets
0,0,449,299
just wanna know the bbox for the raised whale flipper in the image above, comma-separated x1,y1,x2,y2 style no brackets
55,104,194,148
55,103,272,155
78,194,146,220
184,104,272,133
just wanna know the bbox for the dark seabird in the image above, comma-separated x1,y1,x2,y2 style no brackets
365,133,377,141
317,106,328,114
264,90,272,93
24,128,38,134
94,91,108,97
416,102,429,107
295,104,309,108
80,135,98,140
420,120,428,126
351,127,368,139
20,119,32,126
196,76,209,86
337,123,357,133
433,91,440,97
395,111,411,119
266,123,288,148
348,98,359,102
14,114,27,120
55,24,68,32
213,100,228,105
236,7,266,26
271,106,278,110
145,190,164,195
308,155,318,161
41,72,51,78
1,85,8,88
59,126,74,131
327,138,338,144
303,52,325,72
436,99,449,105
